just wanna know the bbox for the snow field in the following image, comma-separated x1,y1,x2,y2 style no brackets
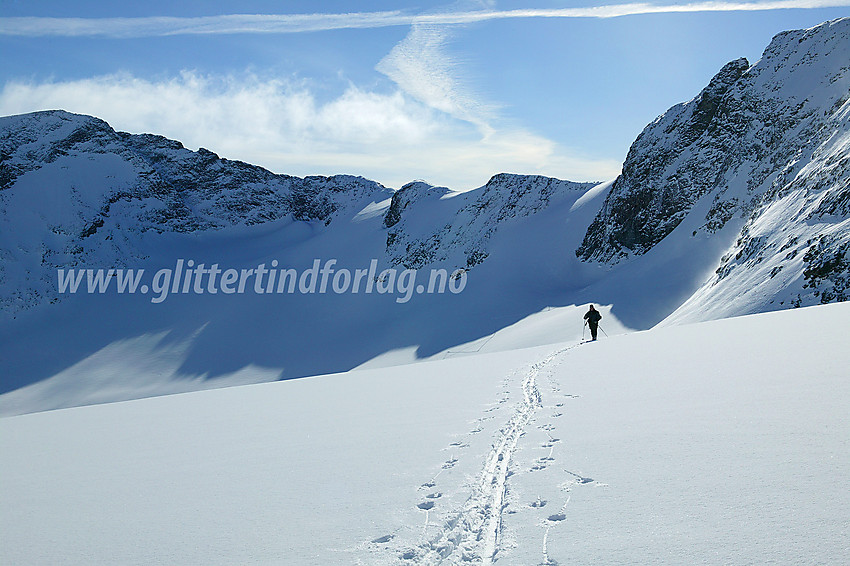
1,302,848,565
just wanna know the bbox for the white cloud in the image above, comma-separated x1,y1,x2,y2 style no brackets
1,1,848,37
374,8,594,185
0,73,620,190
376,23,495,130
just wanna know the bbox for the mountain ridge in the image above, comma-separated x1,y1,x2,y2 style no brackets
0,109,395,314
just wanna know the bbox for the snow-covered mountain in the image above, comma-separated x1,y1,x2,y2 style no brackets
578,17,850,322
0,108,618,414
383,175,597,270
1,18,848,415
0,109,393,315
1,18,849,566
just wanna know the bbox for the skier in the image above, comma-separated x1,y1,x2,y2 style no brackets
583,305,602,341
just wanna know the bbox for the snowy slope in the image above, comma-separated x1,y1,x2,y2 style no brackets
0,109,625,416
0,163,623,417
1,303,847,565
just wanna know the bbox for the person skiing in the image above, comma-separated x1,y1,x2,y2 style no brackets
583,304,602,341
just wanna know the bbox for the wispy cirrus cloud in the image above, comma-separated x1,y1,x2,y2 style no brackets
376,23,497,133
1,1,848,37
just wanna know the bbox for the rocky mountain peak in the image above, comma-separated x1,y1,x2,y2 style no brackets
383,181,452,228
576,18,849,267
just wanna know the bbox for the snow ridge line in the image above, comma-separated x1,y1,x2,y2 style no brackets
408,346,572,564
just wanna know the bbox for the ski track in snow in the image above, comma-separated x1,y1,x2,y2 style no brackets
381,344,585,565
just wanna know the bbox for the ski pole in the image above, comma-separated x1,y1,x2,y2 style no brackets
599,325,609,337
582,320,586,340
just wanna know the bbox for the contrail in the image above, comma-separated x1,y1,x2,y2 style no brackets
1,1,848,38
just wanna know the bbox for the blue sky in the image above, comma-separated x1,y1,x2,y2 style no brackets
1,1,848,189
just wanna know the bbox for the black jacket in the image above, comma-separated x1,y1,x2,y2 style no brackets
584,310,602,325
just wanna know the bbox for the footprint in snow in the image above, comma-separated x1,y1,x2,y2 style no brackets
442,457,458,469
371,534,394,544
417,501,435,510
426,492,442,499
547,513,567,522
530,499,547,508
